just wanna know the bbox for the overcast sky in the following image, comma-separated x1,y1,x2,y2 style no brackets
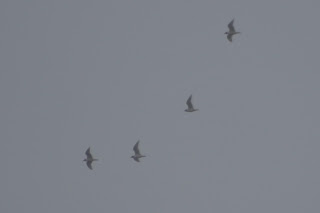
2,0,320,213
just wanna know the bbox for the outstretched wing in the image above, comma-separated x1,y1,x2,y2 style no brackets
227,34,233,42
134,158,140,162
228,19,235,32
86,161,93,170
85,147,93,159
186,95,194,109
133,141,141,155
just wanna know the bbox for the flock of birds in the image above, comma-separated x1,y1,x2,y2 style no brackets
83,19,240,170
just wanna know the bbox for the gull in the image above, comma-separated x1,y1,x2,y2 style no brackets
185,95,198,112
225,19,240,42
83,147,98,170
131,141,145,162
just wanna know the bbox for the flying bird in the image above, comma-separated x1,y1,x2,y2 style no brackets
225,19,240,42
131,141,146,162
185,95,198,112
83,147,98,170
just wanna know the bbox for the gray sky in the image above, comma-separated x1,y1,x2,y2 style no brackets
2,0,320,213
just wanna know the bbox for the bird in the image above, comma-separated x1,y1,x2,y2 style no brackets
131,141,146,162
83,147,98,170
185,95,198,112
225,19,240,42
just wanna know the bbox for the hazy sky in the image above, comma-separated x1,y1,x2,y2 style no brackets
2,1,320,213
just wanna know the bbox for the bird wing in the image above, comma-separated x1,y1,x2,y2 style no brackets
227,34,233,42
85,147,93,159
133,141,141,155
134,158,140,162
228,19,235,32
186,95,194,109
86,161,93,170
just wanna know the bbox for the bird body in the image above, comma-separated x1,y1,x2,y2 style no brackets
84,147,98,170
225,19,240,42
185,95,198,112
131,141,146,162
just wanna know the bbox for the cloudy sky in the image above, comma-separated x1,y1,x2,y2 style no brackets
2,0,320,213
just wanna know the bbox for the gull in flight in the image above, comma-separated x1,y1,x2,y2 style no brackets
83,147,98,170
131,141,146,162
225,19,240,42
185,95,198,112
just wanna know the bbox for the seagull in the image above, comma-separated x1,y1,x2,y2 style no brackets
131,141,146,162
185,95,198,112
83,147,98,170
225,19,240,42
